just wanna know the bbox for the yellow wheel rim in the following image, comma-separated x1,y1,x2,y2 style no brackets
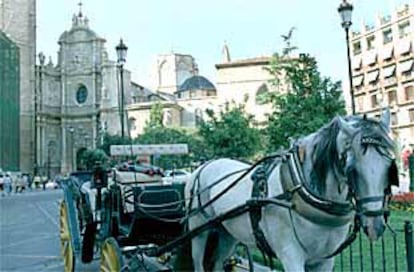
100,237,124,272
60,201,74,272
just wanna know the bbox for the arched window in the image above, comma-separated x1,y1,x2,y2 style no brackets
164,110,172,125
195,108,203,125
128,117,136,131
255,84,269,105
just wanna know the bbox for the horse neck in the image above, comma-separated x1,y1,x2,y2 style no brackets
300,134,349,202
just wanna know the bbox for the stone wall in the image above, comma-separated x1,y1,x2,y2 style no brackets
0,0,36,172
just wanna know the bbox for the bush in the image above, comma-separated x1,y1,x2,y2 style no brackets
389,192,414,212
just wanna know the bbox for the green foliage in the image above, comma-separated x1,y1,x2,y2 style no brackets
79,149,109,170
136,126,205,170
198,102,262,160
145,101,164,130
98,133,130,156
266,31,345,150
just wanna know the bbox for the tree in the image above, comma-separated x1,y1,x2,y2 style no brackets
144,101,164,130
136,126,205,170
198,103,262,160
266,31,345,150
78,149,109,170
98,133,130,156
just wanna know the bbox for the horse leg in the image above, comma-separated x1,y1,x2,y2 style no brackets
191,230,209,272
305,258,334,272
210,230,237,272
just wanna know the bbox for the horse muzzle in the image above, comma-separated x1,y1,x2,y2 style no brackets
362,215,385,241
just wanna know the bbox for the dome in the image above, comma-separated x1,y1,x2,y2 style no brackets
178,75,216,92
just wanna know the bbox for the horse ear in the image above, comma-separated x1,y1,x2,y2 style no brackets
337,116,357,136
380,108,391,131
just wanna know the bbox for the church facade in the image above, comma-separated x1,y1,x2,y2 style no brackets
37,11,138,175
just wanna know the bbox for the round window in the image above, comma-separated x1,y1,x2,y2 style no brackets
76,85,88,104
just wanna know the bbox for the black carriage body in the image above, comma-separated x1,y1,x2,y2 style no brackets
125,183,186,246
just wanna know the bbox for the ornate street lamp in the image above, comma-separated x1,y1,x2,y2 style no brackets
338,0,355,114
115,39,128,138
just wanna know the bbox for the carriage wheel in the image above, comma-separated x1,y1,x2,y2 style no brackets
60,201,75,272
100,237,124,272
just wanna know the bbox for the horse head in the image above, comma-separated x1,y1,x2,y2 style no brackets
337,108,398,241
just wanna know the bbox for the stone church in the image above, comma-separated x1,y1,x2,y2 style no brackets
37,10,140,175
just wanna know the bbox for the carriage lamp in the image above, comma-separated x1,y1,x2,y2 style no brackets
115,39,128,138
338,0,355,115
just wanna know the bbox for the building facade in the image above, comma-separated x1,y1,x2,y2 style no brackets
350,3,414,145
37,10,138,175
126,46,274,137
0,0,36,172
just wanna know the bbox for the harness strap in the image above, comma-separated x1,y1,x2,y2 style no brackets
324,214,361,259
249,160,278,261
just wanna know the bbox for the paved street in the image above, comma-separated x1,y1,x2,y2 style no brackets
0,189,270,272
0,190,64,271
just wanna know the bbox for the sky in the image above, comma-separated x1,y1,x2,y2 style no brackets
37,0,411,87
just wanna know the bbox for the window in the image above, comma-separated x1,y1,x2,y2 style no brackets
76,85,88,104
387,90,397,105
353,42,361,55
195,108,203,125
356,96,364,112
164,110,172,125
256,84,269,105
398,21,410,38
409,109,414,123
391,113,398,126
367,36,375,50
383,29,393,44
405,85,414,101
128,117,136,130
370,93,379,108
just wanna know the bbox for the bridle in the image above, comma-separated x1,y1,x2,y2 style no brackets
342,133,398,222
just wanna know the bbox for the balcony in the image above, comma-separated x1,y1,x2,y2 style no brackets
397,4,410,17
39,104,99,116
384,77,397,87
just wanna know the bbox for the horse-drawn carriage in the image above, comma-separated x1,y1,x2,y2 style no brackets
60,111,400,271
60,161,187,271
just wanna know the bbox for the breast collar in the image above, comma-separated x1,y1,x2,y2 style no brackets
278,146,354,224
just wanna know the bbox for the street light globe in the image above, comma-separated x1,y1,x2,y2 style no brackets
338,0,353,29
115,39,128,65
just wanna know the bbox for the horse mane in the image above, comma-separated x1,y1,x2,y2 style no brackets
309,117,342,196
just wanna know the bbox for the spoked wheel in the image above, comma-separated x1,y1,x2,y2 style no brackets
100,237,124,272
60,201,75,272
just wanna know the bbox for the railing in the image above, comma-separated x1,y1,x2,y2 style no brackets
335,221,413,272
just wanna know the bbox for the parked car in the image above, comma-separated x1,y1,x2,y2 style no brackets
46,180,59,189
117,162,164,177
162,169,191,184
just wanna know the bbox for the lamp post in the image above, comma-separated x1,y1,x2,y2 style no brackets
69,127,75,172
338,0,355,115
115,39,128,138
34,52,46,177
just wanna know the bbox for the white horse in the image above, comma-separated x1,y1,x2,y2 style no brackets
185,110,398,271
